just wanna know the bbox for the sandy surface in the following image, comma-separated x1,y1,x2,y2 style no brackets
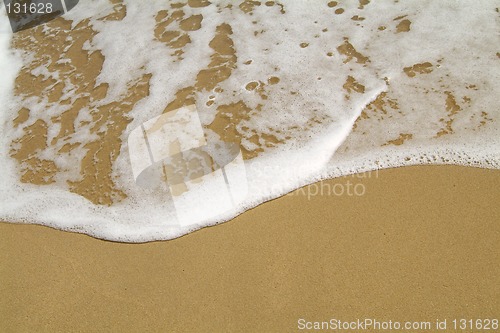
2,2,499,331
1,165,498,332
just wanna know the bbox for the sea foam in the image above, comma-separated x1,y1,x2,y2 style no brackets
0,0,498,242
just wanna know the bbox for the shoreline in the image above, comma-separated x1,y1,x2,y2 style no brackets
1,165,498,332
2,159,498,243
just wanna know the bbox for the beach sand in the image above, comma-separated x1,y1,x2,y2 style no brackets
1,2,499,331
1,165,498,332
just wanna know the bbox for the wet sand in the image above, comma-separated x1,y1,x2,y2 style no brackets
1,165,498,332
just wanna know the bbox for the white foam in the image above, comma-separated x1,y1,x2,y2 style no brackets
0,8,23,204
327,0,500,176
0,0,498,242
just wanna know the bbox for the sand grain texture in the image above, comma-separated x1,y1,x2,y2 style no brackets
1,166,499,332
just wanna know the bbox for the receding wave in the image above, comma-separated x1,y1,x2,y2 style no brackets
0,0,498,242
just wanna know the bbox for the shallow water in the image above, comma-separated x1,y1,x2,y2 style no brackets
0,0,498,242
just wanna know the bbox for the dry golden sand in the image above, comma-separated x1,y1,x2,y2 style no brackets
1,165,499,332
